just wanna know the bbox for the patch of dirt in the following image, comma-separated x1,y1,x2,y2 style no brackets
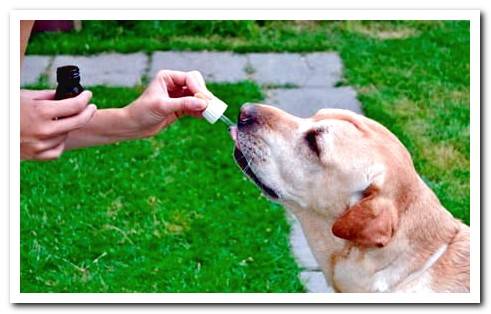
348,22,420,40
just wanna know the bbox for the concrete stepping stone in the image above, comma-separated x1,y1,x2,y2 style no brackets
150,51,248,82
304,53,343,87
266,86,362,118
300,271,334,293
21,55,51,86
50,53,147,87
248,52,342,87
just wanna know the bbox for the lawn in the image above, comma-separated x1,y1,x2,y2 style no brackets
21,20,470,292
20,83,304,292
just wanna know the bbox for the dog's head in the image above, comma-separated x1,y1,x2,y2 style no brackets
231,104,419,248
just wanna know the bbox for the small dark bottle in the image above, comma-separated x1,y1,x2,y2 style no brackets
54,65,84,100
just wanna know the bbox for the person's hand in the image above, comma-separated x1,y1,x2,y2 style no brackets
123,70,212,138
20,90,97,160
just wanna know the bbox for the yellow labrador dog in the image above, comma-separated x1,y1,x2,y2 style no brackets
230,104,469,293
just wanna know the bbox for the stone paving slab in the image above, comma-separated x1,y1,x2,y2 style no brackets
248,52,341,87
304,53,343,87
50,53,147,87
150,51,248,82
300,271,334,293
23,51,345,88
266,86,362,118
21,55,51,86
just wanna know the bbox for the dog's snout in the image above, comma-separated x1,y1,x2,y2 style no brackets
238,103,258,128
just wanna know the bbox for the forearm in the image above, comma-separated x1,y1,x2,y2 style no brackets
65,107,140,150
20,20,34,66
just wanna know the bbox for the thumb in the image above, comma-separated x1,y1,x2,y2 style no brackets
160,96,207,116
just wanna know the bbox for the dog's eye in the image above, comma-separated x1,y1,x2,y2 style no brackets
305,129,321,157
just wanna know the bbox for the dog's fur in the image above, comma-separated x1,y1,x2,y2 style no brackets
232,105,469,293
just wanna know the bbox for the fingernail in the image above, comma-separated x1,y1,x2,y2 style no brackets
193,99,207,110
194,92,210,100
82,90,92,97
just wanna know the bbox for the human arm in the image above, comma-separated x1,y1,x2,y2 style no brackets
64,70,211,150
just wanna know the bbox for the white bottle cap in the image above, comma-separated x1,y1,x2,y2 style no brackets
202,97,228,124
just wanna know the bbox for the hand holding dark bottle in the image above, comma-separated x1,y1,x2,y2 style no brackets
20,90,96,160
20,65,97,160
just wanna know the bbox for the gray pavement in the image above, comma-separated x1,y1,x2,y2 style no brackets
266,86,362,117
21,51,361,293
150,51,249,82
50,53,147,87
249,52,342,87
20,55,51,86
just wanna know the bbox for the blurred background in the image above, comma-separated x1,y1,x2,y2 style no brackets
20,20,470,292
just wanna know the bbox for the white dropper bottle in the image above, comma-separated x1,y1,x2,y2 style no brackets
195,92,234,126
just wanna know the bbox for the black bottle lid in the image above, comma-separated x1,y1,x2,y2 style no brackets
56,65,81,84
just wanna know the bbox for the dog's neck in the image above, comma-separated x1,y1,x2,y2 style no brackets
285,175,460,292
285,204,347,284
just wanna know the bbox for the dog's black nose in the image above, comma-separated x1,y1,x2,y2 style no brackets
238,103,258,128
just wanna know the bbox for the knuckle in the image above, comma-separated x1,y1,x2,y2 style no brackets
83,108,93,119
32,142,45,153
188,70,203,79
57,143,66,155
40,154,57,161
33,102,49,116
182,98,193,107
73,98,88,111
36,125,53,138
157,69,170,78
39,147,64,161
81,115,92,125
32,102,42,111
54,149,63,158
73,112,92,129
151,100,163,111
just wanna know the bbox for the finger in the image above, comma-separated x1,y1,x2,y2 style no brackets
42,90,93,119
146,70,187,96
159,97,207,116
52,104,97,134
31,135,67,153
21,89,56,100
186,71,213,97
35,141,65,161
151,70,212,97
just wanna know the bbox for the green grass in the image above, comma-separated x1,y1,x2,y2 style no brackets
27,20,444,55
20,82,305,292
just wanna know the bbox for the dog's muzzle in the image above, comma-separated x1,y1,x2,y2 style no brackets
230,104,279,200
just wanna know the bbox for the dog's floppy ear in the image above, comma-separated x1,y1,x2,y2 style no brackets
331,186,397,248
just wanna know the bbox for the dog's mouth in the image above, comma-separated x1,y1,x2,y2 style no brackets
230,126,279,200
233,148,279,200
